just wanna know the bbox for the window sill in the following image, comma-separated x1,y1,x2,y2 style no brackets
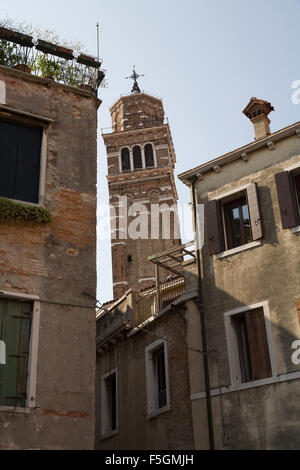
146,403,171,420
100,428,119,441
0,406,32,414
291,225,300,234
215,240,262,260
190,370,300,400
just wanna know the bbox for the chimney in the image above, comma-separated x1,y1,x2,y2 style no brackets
243,97,274,140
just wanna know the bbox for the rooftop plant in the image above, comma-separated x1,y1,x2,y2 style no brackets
0,197,51,224
0,17,107,91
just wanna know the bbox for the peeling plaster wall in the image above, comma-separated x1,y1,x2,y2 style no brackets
0,67,99,449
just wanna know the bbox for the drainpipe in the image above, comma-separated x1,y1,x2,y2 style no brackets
191,175,215,450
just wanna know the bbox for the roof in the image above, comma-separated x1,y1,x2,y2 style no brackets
178,120,300,185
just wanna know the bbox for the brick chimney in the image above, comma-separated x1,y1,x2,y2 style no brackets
243,97,274,140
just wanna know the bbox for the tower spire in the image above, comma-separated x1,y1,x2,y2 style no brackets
126,65,144,94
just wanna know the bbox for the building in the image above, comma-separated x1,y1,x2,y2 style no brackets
102,69,180,300
0,28,103,449
178,97,300,449
96,75,195,449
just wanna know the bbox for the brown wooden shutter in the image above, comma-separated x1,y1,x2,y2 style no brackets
204,200,225,255
246,183,263,240
275,171,300,229
245,308,272,381
296,300,300,325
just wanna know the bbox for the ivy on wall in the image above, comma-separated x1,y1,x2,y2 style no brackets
0,197,51,224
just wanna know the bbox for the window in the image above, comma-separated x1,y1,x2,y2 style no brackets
223,196,252,250
225,304,274,385
0,120,42,203
145,144,154,167
121,147,130,172
275,169,300,229
133,145,142,170
205,183,262,255
145,340,170,417
153,347,167,408
0,300,32,407
101,369,118,436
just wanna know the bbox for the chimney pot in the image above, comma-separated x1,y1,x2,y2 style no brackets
243,98,274,140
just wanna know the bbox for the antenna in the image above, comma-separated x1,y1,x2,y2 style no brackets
96,22,100,61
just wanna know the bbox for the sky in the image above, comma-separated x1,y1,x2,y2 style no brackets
2,0,300,302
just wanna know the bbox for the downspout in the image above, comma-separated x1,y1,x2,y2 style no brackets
191,175,215,450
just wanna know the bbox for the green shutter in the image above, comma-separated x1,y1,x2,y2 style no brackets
0,300,32,407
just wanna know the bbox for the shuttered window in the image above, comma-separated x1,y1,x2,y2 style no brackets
0,300,32,407
0,120,42,204
205,184,262,255
232,307,272,383
205,200,225,255
275,171,300,229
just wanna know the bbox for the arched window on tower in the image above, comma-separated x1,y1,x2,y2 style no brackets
121,147,131,172
145,144,155,167
133,145,143,169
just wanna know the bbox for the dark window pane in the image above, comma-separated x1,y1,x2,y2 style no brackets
121,148,130,172
154,346,167,408
106,373,117,431
224,196,253,249
0,120,42,203
145,144,154,167
233,314,252,383
133,146,142,169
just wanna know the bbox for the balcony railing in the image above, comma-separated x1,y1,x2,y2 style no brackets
136,277,185,326
96,277,185,348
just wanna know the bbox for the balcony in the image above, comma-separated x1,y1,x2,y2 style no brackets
96,277,185,348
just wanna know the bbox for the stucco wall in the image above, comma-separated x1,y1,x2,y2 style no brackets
184,135,300,449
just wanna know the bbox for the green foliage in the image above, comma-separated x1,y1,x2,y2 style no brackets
0,17,107,89
0,197,51,224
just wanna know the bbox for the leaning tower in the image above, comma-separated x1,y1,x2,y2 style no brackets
102,69,180,300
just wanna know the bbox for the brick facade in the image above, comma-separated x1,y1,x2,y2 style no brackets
103,92,181,299
0,66,99,449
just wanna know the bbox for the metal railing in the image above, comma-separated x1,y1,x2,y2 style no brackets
136,277,184,326
101,116,169,134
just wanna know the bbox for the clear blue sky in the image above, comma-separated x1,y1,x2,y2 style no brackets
3,0,300,302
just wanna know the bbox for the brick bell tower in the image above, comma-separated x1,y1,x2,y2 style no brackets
103,68,181,300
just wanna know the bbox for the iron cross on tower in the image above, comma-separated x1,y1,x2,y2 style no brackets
126,66,144,94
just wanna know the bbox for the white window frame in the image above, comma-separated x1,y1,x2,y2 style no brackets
224,301,277,387
145,339,170,419
0,290,40,412
0,116,48,208
100,368,119,439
